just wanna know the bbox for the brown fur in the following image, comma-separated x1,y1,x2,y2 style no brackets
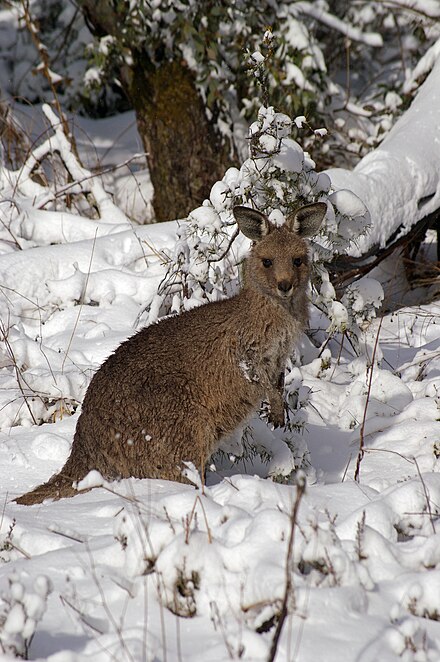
15,203,326,504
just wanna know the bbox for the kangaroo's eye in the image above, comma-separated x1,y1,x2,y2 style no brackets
293,257,302,267
262,258,273,268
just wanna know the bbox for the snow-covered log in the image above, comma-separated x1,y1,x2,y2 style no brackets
326,56,440,257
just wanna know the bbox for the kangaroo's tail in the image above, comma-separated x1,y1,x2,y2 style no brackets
14,460,86,505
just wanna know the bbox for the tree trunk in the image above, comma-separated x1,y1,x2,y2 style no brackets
125,54,233,221
78,0,234,222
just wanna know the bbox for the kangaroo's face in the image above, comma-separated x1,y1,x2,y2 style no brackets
233,203,327,302
251,226,311,300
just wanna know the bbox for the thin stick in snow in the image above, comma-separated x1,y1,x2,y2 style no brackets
354,316,384,482
267,472,306,662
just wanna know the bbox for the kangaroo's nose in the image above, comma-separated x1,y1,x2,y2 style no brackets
278,280,292,293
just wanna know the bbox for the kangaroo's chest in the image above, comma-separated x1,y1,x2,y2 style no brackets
237,320,297,385
264,325,296,371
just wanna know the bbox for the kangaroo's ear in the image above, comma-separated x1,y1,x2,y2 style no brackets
233,206,270,241
287,202,327,237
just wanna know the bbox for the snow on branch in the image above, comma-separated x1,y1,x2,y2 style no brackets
384,0,440,19
293,2,383,47
326,57,440,255
1,104,129,225
404,36,440,93
40,105,128,223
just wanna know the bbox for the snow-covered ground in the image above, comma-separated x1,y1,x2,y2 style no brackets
1,108,440,661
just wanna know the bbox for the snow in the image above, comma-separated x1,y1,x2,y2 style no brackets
293,2,383,47
328,189,368,219
1,75,440,662
326,56,440,254
1,176,440,660
272,137,304,173
389,0,440,19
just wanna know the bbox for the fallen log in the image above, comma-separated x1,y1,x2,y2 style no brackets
324,51,440,287
327,207,440,289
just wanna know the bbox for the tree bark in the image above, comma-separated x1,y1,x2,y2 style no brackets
78,1,234,222
125,54,232,221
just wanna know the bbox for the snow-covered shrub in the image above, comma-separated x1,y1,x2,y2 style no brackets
341,278,384,331
0,519,17,565
405,580,440,623
386,613,439,661
152,104,374,329
296,514,373,590
147,201,239,323
0,572,52,658
0,1,96,113
80,2,434,165
106,480,378,627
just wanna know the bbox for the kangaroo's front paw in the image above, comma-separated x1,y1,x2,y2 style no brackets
268,407,285,429
260,396,285,428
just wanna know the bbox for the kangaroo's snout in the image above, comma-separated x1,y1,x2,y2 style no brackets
277,279,293,294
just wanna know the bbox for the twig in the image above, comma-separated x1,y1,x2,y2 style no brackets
48,528,86,544
184,495,213,545
60,595,107,636
85,543,136,662
363,447,416,463
20,0,78,158
47,152,148,202
207,227,240,264
210,601,236,659
343,37,351,109
341,453,352,482
354,316,383,482
0,199,22,249
328,208,440,289
61,230,98,373
0,507,31,558
267,473,306,662
0,492,7,533
21,1,68,134
5,540,32,560
412,456,436,534
0,320,41,425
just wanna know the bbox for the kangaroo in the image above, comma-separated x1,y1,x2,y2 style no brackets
15,202,326,504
